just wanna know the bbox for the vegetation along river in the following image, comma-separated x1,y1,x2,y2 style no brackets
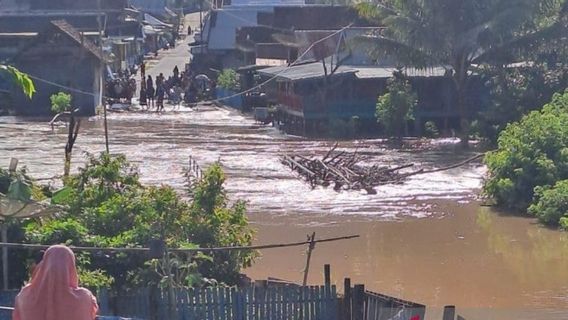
1,106,567,319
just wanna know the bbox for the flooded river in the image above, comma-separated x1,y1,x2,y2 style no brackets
1,107,567,319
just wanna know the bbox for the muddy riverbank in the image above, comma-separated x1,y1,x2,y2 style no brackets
1,107,566,319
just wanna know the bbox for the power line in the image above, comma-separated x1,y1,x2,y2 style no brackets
0,234,359,253
24,23,352,105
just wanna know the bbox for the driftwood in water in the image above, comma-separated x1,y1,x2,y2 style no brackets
281,145,484,194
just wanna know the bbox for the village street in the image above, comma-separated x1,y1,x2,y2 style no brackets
145,13,202,78
130,12,202,109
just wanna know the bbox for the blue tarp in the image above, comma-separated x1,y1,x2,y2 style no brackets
216,88,243,109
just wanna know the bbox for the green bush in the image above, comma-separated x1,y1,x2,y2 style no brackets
529,180,568,227
217,69,239,91
376,72,416,138
22,153,255,289
484,90,568,212
50,92,72,113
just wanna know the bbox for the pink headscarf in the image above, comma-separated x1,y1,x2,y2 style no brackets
13,245,98,320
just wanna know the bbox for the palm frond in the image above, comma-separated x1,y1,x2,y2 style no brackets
356,35,438,68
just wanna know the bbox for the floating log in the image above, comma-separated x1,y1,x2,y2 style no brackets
281,145,484,194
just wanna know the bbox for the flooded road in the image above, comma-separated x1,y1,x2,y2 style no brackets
1,107,567,319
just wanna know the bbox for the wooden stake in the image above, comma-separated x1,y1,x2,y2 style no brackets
302,232,316,286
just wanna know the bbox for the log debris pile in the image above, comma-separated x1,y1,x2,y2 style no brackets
281,144,483,194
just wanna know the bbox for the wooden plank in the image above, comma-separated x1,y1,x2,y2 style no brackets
343,278,352,320
186,288,195,320
212,287,220,320
231,287,239,320
268,287,275,320
302,286,309,320
310,286,316,320
206,288,214,320
352,285,365,320
218,287,227,320
291,287,301,320
247,286,254,320
315,286,322,320
328,286,340,320
196,288,205,320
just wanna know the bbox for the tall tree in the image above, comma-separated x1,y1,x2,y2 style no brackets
360,0,567,146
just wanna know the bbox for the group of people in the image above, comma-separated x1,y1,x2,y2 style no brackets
138,64,216,112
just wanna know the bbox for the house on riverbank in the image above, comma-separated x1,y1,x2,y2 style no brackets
2,20,104,116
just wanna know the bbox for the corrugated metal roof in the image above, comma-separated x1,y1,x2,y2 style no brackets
258,62,357,81
355,66,448,79
207,7,274,50
259,62,449,81
51,20,104,61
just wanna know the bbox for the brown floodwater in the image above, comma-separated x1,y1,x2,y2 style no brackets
1,106,567,319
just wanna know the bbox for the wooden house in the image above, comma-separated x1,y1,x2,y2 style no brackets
258,61,486,137
5,20,105,116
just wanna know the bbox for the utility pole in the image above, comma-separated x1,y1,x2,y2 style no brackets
97,0,110,153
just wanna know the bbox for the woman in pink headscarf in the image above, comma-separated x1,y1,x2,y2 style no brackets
13,245,99,320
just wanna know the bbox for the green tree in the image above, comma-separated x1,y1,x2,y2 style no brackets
217,69,239,91
360,0,567,147
0,65,35,98
484,90,568,212
23,153,255,290
49,92,80,178
376,72,416,138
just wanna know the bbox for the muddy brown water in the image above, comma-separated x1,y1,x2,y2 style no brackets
1,107,567,319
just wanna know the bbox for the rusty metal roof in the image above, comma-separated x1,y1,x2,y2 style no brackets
50,20,104,61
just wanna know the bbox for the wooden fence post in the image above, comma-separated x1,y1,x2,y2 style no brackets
324,264,331,287
343,278,352,320
352,284,365,320
443,306,456,320
302,232,316,286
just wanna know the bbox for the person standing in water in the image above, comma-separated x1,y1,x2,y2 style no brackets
13,245,98,320
146,75,155,109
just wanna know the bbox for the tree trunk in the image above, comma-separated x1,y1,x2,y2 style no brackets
64,114,81,178
453,63,470,148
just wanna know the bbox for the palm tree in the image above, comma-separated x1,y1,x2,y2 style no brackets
0,64,35,98
360,0,567,146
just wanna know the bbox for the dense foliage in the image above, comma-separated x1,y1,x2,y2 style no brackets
50,92,72,114
358,0,567,145
376,73,416,138
529,180,568,228
484,90,568,214
18,153,255,290
217,69,239,91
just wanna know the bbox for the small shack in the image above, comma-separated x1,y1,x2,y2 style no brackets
6,20,104,116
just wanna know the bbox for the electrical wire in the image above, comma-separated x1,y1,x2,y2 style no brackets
24,23,351,105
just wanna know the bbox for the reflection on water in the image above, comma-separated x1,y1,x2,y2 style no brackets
1,108,567,319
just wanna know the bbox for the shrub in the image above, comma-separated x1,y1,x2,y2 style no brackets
529,180,568,227
217,69,239,91
22,153,255,289
376,72,416,138
484,90,568,212
50,92,72,114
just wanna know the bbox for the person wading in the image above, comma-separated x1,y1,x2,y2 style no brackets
13,245,98,320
